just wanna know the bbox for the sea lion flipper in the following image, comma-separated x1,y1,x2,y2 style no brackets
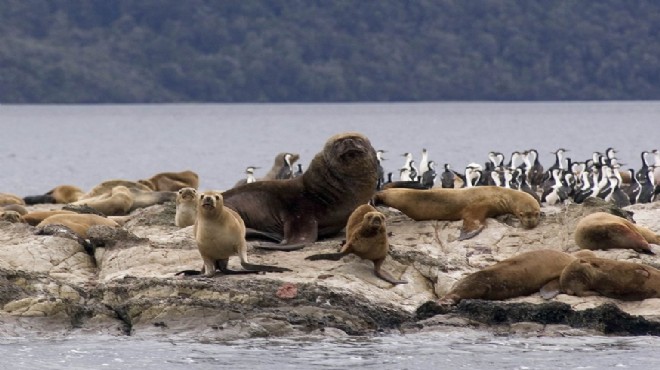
539,279,561,299
458,225,484,241
245,228,283,243
252,216,318,250
253,242,307,251
175,270,202,276
305,252,348,261
373,258,408,285
240,261,291,273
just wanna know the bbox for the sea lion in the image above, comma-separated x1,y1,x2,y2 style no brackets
138,170,199,191
305,204,407,285
260,152,301,181
70,185,134,216
0,210,24,223
438,249,577,304
79,180,153,200
175,187,197,227
0,193,25,206
37,213,120,238
222,132,379,251
1,204,27,216
178,191,290,277
23,185,84,205
574,212,658,255
22,210,77,226
373,186,541,240
560,256,660,300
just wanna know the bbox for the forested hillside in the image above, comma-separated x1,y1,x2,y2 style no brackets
1,0,659,103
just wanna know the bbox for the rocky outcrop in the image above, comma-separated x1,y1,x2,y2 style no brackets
1,198,659,340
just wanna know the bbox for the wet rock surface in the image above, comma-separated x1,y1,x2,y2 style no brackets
1,199,659,340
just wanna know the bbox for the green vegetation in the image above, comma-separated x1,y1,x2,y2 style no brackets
1,0,659,103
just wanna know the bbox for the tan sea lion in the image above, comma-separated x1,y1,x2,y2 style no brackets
22,210,77,226
175,187,197,227
305,204,407,285
574,212,659,255
70,185,134,216
560,256,660,300
79,180,153,200
0,193,25,206
37,213,120,238
0,210,24,223
438,249,577,304
373,186,541,240
260,152,301,181
23,185,84,204
138,170,199,191
222,132,379,251
177,191,290,277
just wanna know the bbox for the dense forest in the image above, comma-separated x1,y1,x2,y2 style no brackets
1,0,659,103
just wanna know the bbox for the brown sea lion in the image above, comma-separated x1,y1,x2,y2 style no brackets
23,185,84,205
260,152,301,181
79,180,153,200
222,132,379,251
0,210,24,223
438,250,577,304
560,256,660,300
37,213,120,238
574,212,658,255
22,210,77,226
70,185,134,216
175,187,197,227
373,186,541,240
0,193,25,206
177,191,290,277
1,204,28,216
305,204,407,285
138,170,199,191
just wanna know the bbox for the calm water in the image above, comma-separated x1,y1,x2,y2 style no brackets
1,101,659,196
2,102,660,368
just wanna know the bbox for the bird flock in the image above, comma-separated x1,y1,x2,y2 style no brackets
377,148,660,208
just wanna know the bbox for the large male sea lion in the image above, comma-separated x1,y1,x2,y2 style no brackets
175,187,197,227
23,185,84,204
222,132,379,251
373,186,541,240
305,204,407,285
560,256,660,300
178,191,290,277
438,249,577,304
138,170,199,191
574,212,658,255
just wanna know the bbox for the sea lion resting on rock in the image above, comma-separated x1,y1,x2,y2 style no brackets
373,186,541,240
22,210,77,226
175,187,197,227
222,132,379,251
37,213,120,238
305,204,407,285
138,170,199,191
0,193,25,206
560,255,660,300
1,204,27,216
78,180,152,200
438,250,577,304
74,181,175,215
0,210,24,223
574,212,658,255
70,185,134,216
178,191,290,277
23,185,84,205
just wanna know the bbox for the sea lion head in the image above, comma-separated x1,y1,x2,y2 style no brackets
0,210,23,223
178,187,197,201
322,132,378,178
364,211,385,231
199,191,223,211
512,197,541,229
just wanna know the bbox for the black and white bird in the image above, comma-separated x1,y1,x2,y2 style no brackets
276,153,295,179
604,176,630,208
421,160,437,188
441,163,456,188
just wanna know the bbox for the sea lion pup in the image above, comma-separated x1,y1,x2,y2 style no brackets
373,186,541,240
138,170,199,191
305,204,407,285
0,193,25,206
70,185,134,216
177,191,290,277
574,212,658,255
37,213,120,238
175,187,197,227
22,210,77,226
23,185,84,205
560,256,660,300
222,132,379,251
259,152,301,181
437,250,577,305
